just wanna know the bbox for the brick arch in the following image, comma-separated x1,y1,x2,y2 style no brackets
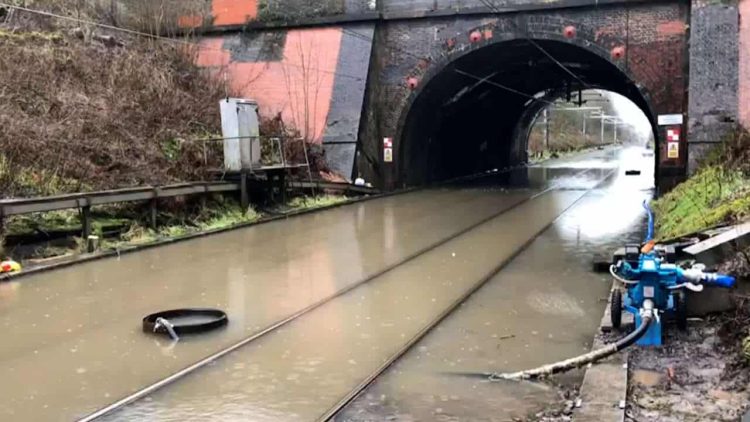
392,27,659,187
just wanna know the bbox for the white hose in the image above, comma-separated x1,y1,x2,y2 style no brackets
610,264,638,285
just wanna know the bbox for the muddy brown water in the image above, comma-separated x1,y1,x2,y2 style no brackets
1,147,652,421
338,157,654,421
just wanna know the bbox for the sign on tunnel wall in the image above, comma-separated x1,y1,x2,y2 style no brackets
659,114,685,164
384,138,394,163
667,128,680,159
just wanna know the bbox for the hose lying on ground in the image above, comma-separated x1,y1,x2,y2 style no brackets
489,313,653,381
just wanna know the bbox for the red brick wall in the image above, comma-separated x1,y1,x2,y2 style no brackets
740,0,750,128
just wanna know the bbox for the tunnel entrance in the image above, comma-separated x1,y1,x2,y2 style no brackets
526,89,655,162
397,38,657,186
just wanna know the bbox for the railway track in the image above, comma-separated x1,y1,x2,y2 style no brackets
315,168,615,422
77,175,567,421
75,166,613,421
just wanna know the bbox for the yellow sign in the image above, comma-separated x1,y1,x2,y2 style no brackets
384,148,393,163
667,142,679,159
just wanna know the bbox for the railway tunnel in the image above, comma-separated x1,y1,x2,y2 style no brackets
396,38,657,186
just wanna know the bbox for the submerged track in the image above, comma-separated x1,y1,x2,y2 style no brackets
78,176,566,421
315,168,615,422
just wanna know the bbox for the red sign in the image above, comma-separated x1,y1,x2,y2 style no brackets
383,137,393,148
667,128,680,142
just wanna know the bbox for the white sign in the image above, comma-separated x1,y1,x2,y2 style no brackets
667,129,680,142
658,114,684,126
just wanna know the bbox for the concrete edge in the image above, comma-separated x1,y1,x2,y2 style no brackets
574,282,631,422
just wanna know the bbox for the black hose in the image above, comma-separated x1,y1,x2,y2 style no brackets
614,313,652,352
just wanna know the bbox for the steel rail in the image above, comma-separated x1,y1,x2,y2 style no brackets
76,177,559,421
315,167,614,422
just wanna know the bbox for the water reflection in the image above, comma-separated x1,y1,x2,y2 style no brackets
2,146,654,421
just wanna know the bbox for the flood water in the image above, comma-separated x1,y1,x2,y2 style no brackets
0,146,653,421
338,148,654,421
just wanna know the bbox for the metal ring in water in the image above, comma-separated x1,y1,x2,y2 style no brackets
142,308,228,337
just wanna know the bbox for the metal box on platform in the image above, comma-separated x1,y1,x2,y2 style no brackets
220,98,260,171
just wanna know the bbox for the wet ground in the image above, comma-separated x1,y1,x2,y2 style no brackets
627,310,750,422
1,146,654,421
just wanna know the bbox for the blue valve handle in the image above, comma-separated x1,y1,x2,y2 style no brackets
704,274,736,288
676,267,737,289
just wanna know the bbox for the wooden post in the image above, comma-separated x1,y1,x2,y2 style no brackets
279,170,287,203
86,236,100,253
0,214,5,255
240,172,249,210
149,199,158,229
81,205,92,239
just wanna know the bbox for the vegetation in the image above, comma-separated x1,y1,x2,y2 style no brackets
652,128,750,240
287,195,349,210
0,5,226,198
2,193,350,261
527,93,649,160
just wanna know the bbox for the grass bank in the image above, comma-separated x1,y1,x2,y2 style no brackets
652,128,750,240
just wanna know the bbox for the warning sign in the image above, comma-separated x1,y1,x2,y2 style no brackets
384,148,393,162
667,128,680,142
384,138,393,163
667,142,679,159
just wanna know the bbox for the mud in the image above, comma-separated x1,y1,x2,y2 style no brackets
626,306,750,422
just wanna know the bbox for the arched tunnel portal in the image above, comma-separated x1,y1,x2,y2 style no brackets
396,38,658,186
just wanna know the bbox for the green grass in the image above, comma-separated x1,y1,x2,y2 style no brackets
98,201,261,251
199,206,260,231
287,195,348,210
4,193,350,260
652,166,750,240
4,210,131,237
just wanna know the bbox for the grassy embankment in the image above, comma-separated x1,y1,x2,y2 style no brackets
651,127,750,365
652,128,750,240
0,11,345,261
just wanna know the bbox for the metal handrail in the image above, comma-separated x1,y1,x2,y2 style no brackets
0,182,240,217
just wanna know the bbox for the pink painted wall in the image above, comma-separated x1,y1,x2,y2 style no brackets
197,28,344,143
740,0,750,128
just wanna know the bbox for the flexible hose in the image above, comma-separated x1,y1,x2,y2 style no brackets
490,314,653,381
610,264,639,285
642,200,654,243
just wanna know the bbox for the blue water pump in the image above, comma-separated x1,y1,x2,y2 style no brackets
609,202,736,346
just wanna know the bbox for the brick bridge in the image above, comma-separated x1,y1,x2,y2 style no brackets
188,0,750,191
